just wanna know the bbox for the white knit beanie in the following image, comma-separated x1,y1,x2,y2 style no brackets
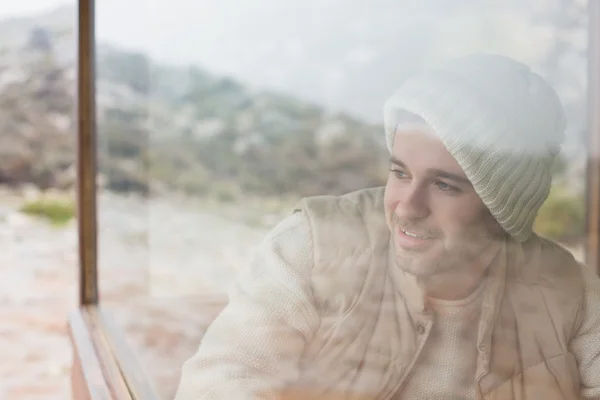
383,53,567,242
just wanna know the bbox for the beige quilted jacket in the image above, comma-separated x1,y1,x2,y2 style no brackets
175,187,600,399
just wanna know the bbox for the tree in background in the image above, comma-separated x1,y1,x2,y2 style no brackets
532,0,587,243
0,29,75,189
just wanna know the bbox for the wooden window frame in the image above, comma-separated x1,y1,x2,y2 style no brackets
67,0,600,398
67,0,159,398
587,0,600,274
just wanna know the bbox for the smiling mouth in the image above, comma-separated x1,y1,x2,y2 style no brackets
399,228,431,240
395,227,435,250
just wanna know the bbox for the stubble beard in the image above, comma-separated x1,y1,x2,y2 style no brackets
392,217,497,280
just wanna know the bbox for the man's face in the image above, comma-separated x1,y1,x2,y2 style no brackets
384,127,503,278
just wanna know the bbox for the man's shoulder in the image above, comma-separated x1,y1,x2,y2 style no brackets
292,186,389,256
508,233,585,294
293,186,386,221
291,187,390,311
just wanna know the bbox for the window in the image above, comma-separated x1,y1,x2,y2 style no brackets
0,2,78,399
65,0,600,398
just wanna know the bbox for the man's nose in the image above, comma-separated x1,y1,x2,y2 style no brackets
395,184,430,220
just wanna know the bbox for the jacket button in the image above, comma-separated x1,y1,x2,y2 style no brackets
416,324,426,335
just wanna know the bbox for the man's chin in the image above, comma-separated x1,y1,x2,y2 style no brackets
394,240,437,258
394,253,440,278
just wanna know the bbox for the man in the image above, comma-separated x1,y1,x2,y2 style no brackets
174,53,600,399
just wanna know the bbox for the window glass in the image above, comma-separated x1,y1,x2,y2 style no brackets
0,2,77,398
94,1,589,398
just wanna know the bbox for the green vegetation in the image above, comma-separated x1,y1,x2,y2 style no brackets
534,184,585,243
20,197,75,226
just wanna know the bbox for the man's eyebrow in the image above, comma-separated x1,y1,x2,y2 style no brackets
389,156,405,168
389,156,471,185
429,169,472,185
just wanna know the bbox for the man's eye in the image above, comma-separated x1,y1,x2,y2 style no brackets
436,182,457,192
391,169,406,179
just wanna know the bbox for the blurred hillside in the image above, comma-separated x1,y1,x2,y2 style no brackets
0,18,388,199
0,2,588,241
95,45,388,197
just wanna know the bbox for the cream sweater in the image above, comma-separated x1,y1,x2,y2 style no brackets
393,278,486,399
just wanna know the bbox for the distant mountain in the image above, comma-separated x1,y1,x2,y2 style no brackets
0,5,586,242
0,24,388,199
0,2,587,200
95,44,389,197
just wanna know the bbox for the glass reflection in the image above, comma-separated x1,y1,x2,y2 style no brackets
92,1,589,398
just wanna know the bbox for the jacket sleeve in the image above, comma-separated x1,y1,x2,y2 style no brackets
173,210,320,400
569,262,600,399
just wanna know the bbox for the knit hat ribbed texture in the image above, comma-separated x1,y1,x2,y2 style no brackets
383,53,567,242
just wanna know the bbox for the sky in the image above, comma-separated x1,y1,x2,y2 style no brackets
0,0,582,126
0,0,69,18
